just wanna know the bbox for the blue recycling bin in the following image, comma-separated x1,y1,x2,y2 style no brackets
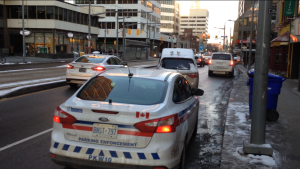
247,69,285,121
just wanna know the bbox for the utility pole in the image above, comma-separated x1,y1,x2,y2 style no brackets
116,12,118,57
223,23,225,52
240,8,245,65
104,22,106,52
22,0,25,62
243,0,273,156
248,0,255,71
229,27,231,53
146,12,149,59
123,16,125,59
88,0,91,54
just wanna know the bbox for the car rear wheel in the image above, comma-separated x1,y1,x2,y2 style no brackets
229,71,234,78
69,83,78,88
208,70,213,77
179,138,187,169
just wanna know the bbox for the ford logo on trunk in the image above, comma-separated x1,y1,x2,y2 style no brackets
99,117,109,122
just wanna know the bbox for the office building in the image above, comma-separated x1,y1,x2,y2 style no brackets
179,9,209,36
160,0,180,36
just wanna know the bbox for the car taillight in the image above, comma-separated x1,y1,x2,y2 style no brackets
187,73,198,78
66,64,74,69
92,66,105,71
230,60,234,66
53,106,77,125
208,59,212,64
198,59,201,62
134,114,179,133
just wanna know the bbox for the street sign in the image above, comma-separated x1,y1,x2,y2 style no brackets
268,8,276,14
200,45,204,52
284,0,295,16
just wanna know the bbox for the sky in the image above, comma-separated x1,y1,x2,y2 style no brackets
179,0,239,44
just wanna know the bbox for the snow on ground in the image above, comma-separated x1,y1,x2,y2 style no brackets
0,76,65,90
0,80,65,97
0,65,67,73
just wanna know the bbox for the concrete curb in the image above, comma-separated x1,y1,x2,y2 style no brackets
0,60,72,67
0,80,67,99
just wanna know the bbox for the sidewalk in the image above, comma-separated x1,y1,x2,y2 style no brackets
220,64,300,168
0,56,159,99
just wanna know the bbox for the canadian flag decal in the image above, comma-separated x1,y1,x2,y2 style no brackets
136,112,149,119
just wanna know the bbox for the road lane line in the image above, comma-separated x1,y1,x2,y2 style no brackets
0,128,53,152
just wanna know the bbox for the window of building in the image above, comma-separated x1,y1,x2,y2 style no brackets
76,0,89,4
181,16,188,18
37,6,45,19
58,8,63,20
154,5,160,14
0,5,3,18
106,9,116,16
141,10,146,18
63,9,67,21
197,24,205,26
118,0,137,4
197,20,205,22
55,7,58,20
10,6,19,19
180,24,188,26
161,7,174,13
67,10,72,22
141,0,146,6
73,11,76,23
77,12,81,24
147,1,153,10
46,6,54,19
189,20,195,22
181,20,188,22
97,0,116,4
82,13,85,24
28,6,36,19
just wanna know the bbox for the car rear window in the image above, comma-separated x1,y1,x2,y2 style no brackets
77,76,168,105
161,58,194,70
212,54,231,60
75,56,106,63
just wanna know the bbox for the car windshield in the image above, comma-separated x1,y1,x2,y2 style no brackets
75,56,106,63
77,76,168,105
161,58,193,70
212,54,231,60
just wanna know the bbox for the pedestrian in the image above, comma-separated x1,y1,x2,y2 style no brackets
100,48,103,54
10,45,14,56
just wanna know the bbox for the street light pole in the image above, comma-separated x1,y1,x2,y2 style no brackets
88,0,91,54
104,22,107,52
116,12,118,57
22,0,25,62
223,23,226,52
241,10,245,66
243,0,273,156
248,0,255,71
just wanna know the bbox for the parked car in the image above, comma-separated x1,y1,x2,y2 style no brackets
50,68,204,169
66,54,126,88
195,55,205,67
157,48,199,89
208,52,234,77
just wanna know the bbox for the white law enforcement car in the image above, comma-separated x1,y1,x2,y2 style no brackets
66,54,126,88
50,68,204,169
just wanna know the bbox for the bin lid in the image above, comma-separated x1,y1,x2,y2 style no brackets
248,69,285,81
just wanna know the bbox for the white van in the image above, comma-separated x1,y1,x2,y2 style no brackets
208,52,234,77
157,48,199,89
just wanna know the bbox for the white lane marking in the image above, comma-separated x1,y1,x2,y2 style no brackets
0,128,53,152
0,65,67,73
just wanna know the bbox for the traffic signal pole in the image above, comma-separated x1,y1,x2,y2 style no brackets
248,0,255,71
243,0,273,156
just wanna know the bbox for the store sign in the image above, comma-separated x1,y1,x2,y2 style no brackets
293,19,300,36
20,30,30,36
236,39,256,44
284,0,295,16
290,19,300,43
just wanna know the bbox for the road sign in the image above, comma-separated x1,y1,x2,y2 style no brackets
200,45,204,52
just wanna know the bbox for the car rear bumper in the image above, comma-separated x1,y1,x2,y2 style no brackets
52,154,179,169
50,124,182,169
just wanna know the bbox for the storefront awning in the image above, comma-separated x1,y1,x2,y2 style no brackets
125,39,149,48
271,31,290,43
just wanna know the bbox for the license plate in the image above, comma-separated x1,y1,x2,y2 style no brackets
216,66,225,69
79,68,86,72
214,71,225,74
92,123,118,139
205,58,208,60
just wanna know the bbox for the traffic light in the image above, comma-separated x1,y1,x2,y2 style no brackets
202,33,206,39
121,31,123,37
207,34,210,39
230,36,233,40
104,40,106,43
114,40,116,45
169,37,170,41
128,28,131,35
137,29,140,35
107,30,109,34
160,36,163,42
215,35,218,40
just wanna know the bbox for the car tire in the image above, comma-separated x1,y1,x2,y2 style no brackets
179,138,187,169
229,71,234,78
192,114,198,137
69,83,78,88
208,70,213,77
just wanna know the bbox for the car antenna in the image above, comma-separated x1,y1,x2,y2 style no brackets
128,65,133,78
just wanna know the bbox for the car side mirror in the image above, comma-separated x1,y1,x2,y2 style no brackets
123,62,127,66
192,88,204,96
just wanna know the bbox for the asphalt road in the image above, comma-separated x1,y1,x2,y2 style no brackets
0,65,236,169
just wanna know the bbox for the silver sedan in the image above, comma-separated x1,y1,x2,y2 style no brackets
66,54,126,87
